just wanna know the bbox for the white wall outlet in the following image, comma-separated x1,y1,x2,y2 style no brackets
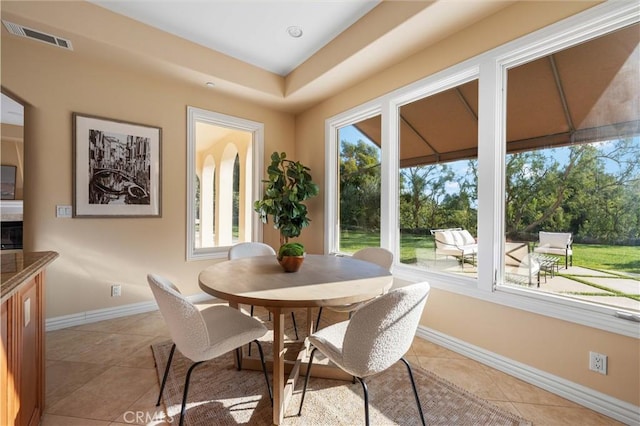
111,284,122,297
589,351,607,375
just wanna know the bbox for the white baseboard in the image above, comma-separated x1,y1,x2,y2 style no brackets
416,326,639,425
45,292,217,331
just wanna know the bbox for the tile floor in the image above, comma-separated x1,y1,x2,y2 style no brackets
42,306,623,426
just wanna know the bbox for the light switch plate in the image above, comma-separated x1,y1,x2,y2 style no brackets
56,205,72,218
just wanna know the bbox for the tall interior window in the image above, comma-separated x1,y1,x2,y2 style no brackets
187,107,263,260
500,23,639,313
336,115,382,254
398,80,478,279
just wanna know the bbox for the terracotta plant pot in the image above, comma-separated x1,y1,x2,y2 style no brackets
278,255,305,272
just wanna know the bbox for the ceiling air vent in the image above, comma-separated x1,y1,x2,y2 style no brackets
2,20,73,50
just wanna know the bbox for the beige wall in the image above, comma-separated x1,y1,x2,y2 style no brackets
1,34,294,317
295,0,638,408
1,123,24,200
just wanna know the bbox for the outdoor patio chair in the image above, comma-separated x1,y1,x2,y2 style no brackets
430,228,478,269
533,231,573,269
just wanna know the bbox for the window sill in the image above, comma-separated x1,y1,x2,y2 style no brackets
393,264,640,339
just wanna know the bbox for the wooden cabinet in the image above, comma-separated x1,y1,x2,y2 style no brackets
1,251,57,426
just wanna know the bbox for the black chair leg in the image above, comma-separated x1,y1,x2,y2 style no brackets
253,339,273,404
297,347,318,416
401,357,426,426
179,361,203,426
247,306,255,356
291,312,299,340
156,343,176,406
355,377,370,426
235,347,243,371
315,307,323,332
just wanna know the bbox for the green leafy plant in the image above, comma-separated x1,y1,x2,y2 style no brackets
254,152,320,246
277,242,305,260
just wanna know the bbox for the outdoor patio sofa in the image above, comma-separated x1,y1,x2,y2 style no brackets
430,228,478,268
533,231,573,269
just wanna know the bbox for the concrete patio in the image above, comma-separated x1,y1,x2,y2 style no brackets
538,266,640,312
413,253,640,312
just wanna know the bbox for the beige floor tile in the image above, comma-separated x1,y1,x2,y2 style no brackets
117,335,171,369
70,313,148,333
483,366,582,408
46,360,109,408
118,312,171,337
409,337,467,359
111,385,175,425
46,329,110,361
41,413,111,426
487,400,526,418
60,333,157,365
47,366,158,421
417,357,509,401
512,402,626,425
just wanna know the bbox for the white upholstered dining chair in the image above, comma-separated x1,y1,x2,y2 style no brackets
299,281,430,426
148,274,272,426
228,242,299,340
315,247,393,331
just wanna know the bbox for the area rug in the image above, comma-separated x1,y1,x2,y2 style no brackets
151,340,531,425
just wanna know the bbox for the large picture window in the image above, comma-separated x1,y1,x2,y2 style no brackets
398,80,478,278
501,24,640,308
325,2,639,337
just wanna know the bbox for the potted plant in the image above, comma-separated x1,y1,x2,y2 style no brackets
254,152,319,271
277,242,305,272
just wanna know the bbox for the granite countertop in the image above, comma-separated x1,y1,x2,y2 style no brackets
1,251,59,303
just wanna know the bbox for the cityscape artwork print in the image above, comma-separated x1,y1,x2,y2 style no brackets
73,113,162,217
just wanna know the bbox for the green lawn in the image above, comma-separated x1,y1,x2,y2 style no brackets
340,231,640,275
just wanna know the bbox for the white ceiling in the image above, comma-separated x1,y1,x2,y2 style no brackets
88,0,380,76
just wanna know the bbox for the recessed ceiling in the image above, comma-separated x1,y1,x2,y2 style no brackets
1,1,518,113
88,0,380,76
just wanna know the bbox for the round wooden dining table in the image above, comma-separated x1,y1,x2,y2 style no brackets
198,253,393,425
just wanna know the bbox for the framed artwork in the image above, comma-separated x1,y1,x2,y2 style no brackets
73,113,162,217
0,165,17,200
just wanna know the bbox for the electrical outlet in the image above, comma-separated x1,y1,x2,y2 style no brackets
589,351,607,375
111,284,122,297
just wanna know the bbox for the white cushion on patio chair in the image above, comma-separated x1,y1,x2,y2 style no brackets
533,231,573,268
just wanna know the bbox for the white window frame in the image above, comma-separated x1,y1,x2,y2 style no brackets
324,1,640,338
186,106,264,261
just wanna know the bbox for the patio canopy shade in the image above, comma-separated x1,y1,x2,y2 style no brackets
353,23,640,168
